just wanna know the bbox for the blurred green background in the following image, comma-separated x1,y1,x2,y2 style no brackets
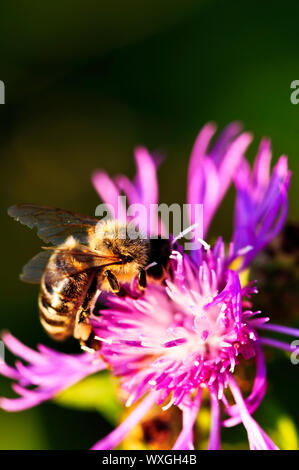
0,0,298,449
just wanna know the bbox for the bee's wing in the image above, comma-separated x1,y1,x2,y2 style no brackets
21,245,123,284
8,203,99,245
20,251,53,284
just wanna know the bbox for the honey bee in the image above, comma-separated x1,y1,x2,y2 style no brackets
8,204,171,349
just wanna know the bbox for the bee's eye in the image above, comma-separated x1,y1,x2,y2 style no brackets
123,255,134,263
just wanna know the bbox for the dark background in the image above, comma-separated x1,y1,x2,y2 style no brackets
0,0,298,449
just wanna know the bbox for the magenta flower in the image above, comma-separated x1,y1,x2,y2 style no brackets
1,122,297,450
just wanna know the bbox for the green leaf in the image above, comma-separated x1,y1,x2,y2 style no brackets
53,371,122,425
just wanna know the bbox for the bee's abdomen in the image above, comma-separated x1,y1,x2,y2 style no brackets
39,270,90,341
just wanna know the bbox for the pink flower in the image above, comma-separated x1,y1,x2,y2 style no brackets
1,123,296,450
90,245,284,450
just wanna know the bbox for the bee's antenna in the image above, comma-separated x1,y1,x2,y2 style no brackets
171,223,199,244
145,261,158,271
236,245,253,256
197,237,211,251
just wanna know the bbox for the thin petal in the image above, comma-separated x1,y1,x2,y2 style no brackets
172,392,202,450
223,343,266,427
0,333,106,412
259,337,296,353
92,170,127,222
91,392,157,450
255,323,299,338
229,377,278,450
208,393,221,450
134,146,159,207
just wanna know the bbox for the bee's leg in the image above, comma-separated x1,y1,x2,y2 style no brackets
74,308,92,343
76,310,101,353
80,331,101,352
138,268,147,289
104,269,120,293
89,284,102,314
75,273,102,352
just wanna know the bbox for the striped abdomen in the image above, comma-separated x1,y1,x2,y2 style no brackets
38,251,95,341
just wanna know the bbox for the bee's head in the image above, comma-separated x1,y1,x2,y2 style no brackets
91,219,150,273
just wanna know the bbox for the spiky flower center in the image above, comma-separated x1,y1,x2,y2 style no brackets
93,253,257,407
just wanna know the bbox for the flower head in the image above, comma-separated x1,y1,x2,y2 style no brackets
1,122,297,450
90,241,280,450
94,246,260,406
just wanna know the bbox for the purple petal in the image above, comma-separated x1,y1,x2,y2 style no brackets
134,146,159,207
259,337,296,353
255,323,299,338
172,392,202,450
210,121,242,164
2,332,47,365
217,132,252,202
229,377,278,450
0,333,106,412
92,170,127,221
223,344,266,427
187,123,217,178
233,147,291,268
252,139,272,200
208,393,221,450
187,124,252,243
91,392,157,450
